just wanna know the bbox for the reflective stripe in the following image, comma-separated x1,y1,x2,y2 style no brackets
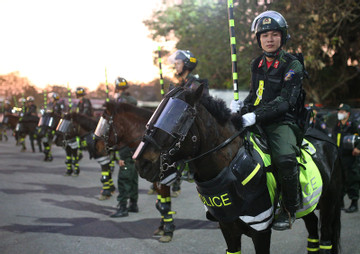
307,247,319,252
302,138,316,155
68,140,78,149
163,218,173,222
226,251,241,254
254,80,264,106
337,133,341,147
307,238,319,243
320,245,332,250
240,206,273,231
95,156,111,165
242,163,260,185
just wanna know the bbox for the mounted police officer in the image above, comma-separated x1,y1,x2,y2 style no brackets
231,10,306,230
115,77,137,105
332,103,360,213
47,92,64,117
110,77,139,218
75,87,93,117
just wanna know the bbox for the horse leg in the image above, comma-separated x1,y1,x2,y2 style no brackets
302,212,320,254
319,160,342,254
95,152,115,200
72,147,80,176
64,145,73,176
251,228,271,254
219,222,242,254
19,134,26,151
171,178,182,197
29,132,35,152
155,184,175,243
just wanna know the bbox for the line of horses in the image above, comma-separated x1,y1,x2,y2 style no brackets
1,86,342,253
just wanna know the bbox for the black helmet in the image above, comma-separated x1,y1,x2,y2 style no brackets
170,50,198,73
76,87,86,98
115,77,128,90
251,10,289,48
50,92,60,100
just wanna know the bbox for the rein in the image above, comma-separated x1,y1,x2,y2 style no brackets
183,128,244,164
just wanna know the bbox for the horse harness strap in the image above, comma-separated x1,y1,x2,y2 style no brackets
183,129,244,165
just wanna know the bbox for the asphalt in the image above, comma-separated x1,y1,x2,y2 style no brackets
0,137,360,254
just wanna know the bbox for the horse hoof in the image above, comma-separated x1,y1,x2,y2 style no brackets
158,235,172,243
98,195,111,201
171,191,181,198
153,228,164,236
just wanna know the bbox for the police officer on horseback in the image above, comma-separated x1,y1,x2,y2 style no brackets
48,92,64,117
75,87,93,117
231,10,305,230
115,77,137,106
332,103,360,213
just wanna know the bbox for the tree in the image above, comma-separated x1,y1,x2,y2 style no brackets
145,0,360,106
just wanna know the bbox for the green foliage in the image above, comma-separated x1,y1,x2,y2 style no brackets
145,0,360,106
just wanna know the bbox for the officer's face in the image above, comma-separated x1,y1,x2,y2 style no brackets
175,59,184,75
260,30,282,53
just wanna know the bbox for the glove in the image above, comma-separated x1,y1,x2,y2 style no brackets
230,100,244,113
242,112,256,127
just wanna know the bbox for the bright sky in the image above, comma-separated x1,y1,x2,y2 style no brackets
0,0,175,90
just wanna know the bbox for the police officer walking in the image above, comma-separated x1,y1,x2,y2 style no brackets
332,103,360,213
110,77,139,218
231,11,306,230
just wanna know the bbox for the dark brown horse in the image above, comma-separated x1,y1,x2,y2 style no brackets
0,113,19,142
133,86,342,254
55,112,99,176
97,101,178,242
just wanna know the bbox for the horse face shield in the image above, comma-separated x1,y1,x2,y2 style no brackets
133,97,196,160
153,97,196,139
56,119,72,134
94,116,110,138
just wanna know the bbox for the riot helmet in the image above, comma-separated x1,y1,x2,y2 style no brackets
251,11,289,49
49,92,60,100
76,87,86,98
115,77,128,90
169,50,197,76
26,96,35,102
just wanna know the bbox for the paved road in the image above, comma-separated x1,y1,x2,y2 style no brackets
0,137,360,254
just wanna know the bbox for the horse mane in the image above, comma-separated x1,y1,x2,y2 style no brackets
104,101,153,120
67,112,98,131
199,94,232,125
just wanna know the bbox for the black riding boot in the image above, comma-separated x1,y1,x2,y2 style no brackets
128,199,139,213
110,203,128,218
345,199,358,213
272,155,300,231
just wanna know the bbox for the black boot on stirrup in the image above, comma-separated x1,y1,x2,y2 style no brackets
272,158,300,231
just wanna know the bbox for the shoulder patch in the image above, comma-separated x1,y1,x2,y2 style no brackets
321,123,327,129
284,69,295,81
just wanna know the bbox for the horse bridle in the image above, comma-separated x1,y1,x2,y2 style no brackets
97,110,143,152
139,87,244,179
